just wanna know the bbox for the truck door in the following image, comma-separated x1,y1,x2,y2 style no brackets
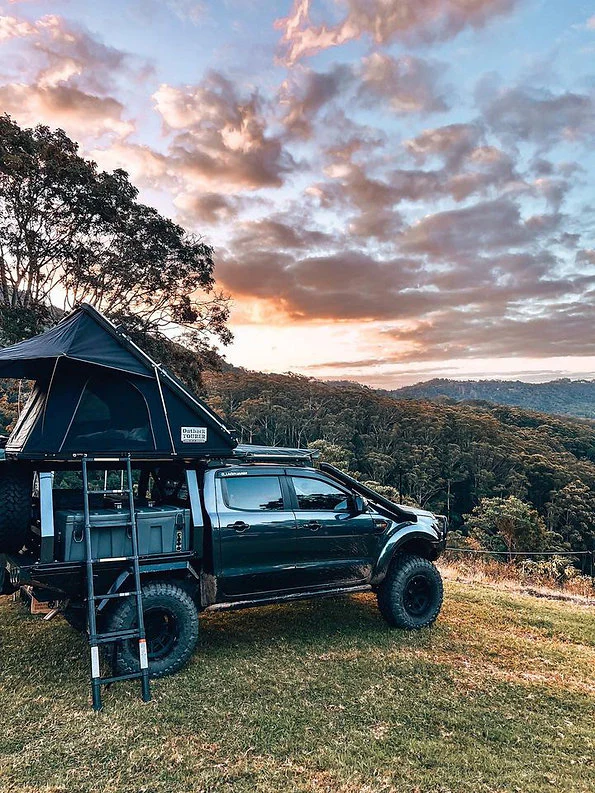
289,473,381,588
215,471,297,597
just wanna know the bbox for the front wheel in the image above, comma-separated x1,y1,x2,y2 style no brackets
377,554,444,630
106,581,199,678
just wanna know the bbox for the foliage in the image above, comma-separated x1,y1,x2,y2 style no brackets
546,480,595,552
463,496,550,555
0,115,230,351
391,377,595,420
0,378,21,436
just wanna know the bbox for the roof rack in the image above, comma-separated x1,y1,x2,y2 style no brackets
204,444,320,467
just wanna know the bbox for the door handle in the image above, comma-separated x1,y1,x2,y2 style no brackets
227,521,250,532
304,521,321,531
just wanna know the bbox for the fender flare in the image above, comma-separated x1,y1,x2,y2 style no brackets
371,525,441,585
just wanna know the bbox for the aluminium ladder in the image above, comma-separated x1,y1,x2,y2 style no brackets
81,455,151,710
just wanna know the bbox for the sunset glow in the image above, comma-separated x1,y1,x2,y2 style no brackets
1,0,594,385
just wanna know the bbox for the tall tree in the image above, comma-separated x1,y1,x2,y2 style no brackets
464,496,550,557
0,115,230,357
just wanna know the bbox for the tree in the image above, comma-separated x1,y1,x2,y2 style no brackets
546,480,595,555
0,115,230,354
464,496,550,557
308,439,353,471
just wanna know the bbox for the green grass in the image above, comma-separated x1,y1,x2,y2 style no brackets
1,582,594,793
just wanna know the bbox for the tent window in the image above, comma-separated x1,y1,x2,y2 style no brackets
63,377,154,451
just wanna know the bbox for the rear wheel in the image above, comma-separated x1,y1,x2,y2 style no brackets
377,553,443,629
106,581,199,678
0,465,32,553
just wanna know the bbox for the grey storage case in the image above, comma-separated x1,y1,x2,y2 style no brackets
56,506,190,562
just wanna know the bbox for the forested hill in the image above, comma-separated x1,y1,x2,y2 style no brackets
202,369,595,551
1,367,594,551
389,378,595,419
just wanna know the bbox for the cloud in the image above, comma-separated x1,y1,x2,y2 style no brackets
153,71,294,190
311,124,522,238
0,14,140,139
0,83,133,137
399,198,559,257
479,82,595,149
90,141,171,186
0,14,35,40
404,123,481,165
177,192,243,224
280,64,353,138
276,0,518,64
384,297,595,361
218,247,425,320
164,0,206,24
232,216,334,250
358,53,449,114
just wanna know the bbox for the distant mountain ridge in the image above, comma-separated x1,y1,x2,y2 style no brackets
390,378,595,419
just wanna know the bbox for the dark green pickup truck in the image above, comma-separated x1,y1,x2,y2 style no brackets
2,452,448,681
0,305,448,708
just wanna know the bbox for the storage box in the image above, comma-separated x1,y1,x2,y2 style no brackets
55,505,190,562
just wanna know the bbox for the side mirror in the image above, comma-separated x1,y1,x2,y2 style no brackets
334,495,367,515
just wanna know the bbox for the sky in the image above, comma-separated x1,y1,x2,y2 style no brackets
0,0,594,387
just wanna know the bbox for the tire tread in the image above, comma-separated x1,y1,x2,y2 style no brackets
377,553,443,630
106,580,199,679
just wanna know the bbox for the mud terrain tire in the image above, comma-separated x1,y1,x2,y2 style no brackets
0,465,32,553
377,553,444,630
106,581,199,679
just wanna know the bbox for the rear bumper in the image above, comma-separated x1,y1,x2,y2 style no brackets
4,551,198,600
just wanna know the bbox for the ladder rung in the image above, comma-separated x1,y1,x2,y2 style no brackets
86,489,130,496
92,629,141,644
92,591,140,601
91,556,136,563
100,671,144,684
84,457,132,463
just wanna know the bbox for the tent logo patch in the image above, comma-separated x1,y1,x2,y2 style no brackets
181,427,208,443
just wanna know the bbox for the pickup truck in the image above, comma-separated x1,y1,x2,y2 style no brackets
1,450,448,680
0,305,448,704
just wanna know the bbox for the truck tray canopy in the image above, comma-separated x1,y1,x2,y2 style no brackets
0,304,236,459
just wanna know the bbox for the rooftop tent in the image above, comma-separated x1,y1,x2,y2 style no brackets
0,304,237,459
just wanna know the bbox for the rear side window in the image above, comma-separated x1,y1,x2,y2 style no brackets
222,476,284,511
291,477,347,510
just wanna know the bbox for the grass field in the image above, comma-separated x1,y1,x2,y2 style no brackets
0,580,594,793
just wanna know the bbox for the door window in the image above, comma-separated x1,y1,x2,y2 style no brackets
291,477,347,511
222,476,284,511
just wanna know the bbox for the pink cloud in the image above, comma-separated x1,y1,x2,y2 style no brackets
0,14,141,140
276,0,518,64
0,83,133,137
153,71,294,190
359,53,449,114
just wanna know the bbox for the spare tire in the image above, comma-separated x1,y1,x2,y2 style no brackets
0,464,33,553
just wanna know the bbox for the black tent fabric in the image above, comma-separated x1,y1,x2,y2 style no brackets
0,308,151,379
0,304,237,458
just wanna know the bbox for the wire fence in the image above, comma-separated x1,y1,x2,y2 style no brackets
444,547,595,579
